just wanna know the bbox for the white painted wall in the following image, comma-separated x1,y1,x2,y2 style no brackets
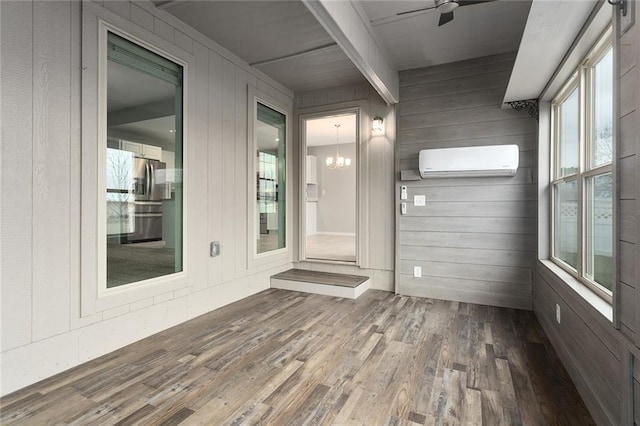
0,0,294,396
308,143,357,235
306,202,317,235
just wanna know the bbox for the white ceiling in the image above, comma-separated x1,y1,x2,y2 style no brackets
360,0,532,71
257,121,280,151
154,0,616,107
161,0,367,92
164,1,332,65
107,60,177,146
158,0,532,94
108,60,175,112
110,116,177,145
305,114,357,147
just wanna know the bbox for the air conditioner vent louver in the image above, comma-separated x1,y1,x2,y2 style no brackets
419,145,519,178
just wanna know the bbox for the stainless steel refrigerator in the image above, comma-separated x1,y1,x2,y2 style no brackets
125,156,171,243
106,148,172,243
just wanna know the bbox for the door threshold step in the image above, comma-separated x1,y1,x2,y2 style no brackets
270,269,370,299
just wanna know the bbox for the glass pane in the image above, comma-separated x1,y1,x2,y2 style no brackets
558,87,579,177
304,114,357,263
256,102,286,254
106,33,183,288
585,173,613,291
554,181,578,269
592,48,613,167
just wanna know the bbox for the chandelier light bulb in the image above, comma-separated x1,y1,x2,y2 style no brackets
325,122,351,170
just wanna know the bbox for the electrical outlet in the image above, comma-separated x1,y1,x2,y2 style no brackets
413,266,422,278
555,304,561,324
414,195,426,206
210,241,220,257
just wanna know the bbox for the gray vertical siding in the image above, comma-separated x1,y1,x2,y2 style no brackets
617,5,640,343
395,53,537,310
0,0,295,395
621,6,640,423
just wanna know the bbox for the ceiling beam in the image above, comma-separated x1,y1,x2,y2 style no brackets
108,99,175,127
302,0,399,104
154,0,189,11
249,43,338,67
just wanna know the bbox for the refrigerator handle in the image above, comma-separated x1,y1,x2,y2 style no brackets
149,162,155,195
146,162,152,197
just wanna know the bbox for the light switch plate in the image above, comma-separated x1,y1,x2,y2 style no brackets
401,185,407,200
401,202,407,215
414,195,426,206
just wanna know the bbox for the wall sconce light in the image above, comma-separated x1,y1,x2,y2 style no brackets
372,115,384,133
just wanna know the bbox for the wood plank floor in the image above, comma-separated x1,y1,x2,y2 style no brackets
0,289,594,425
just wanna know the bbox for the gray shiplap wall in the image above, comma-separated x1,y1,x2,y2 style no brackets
532,6,640,425
617,3,640,344
396,53,537,310
620,4,640,422
534,266,624,425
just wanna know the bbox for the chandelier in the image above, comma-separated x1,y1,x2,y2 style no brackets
326,124,351,169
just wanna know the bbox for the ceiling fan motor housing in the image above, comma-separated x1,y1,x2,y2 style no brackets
435,0,460,14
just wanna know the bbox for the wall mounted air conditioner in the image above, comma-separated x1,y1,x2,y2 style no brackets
419,144,519,178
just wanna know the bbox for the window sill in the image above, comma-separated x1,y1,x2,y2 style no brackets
539,259,613,322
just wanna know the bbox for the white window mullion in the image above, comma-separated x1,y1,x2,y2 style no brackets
577,65,587,281
550,26,613,303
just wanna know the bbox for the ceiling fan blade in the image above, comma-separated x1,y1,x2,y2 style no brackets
438,11,454,26
396,5,437,16
458,0,497,6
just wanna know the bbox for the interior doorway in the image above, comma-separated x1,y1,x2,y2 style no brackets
303,112,358,263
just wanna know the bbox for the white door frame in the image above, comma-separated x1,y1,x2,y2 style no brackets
299,107,361,265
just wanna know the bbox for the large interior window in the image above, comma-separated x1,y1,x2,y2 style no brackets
255,102,286,254
551,29,613,301
105,32,184,288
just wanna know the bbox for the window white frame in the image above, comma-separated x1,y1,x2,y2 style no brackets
550,27,614,302
81,4,193,316
247,86,292,268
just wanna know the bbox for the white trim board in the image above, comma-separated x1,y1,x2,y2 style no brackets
301,0,399,104
504,0,603,104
